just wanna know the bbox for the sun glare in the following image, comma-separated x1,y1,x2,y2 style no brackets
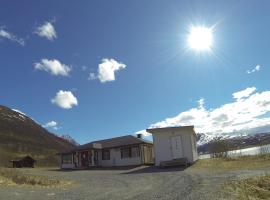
188,26,213,51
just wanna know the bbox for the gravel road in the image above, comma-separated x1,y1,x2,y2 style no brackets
0,166,269,200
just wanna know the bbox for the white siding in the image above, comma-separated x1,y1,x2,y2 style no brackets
191,134,198,161
100,148,142,167
61,163,75,169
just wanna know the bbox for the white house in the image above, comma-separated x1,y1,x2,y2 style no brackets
147,126,198,167
60,135,154,169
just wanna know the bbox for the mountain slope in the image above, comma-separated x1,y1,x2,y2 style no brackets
0,105,75,167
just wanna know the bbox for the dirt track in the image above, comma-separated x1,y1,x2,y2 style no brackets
0,166,269,200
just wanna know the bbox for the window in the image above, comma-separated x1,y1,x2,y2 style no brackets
121,146,140,159
121,148,130,158
131,147,140,157
102,150,110,160
62,154,72,164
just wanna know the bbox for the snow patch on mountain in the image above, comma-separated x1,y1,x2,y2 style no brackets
60,134,79,146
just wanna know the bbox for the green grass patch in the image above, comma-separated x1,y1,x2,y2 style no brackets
224,174,270,200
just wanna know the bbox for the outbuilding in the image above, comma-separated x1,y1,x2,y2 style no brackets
10,155,36,168
147,126,198,167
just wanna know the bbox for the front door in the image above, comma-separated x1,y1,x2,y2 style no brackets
80,151,89,167
171,136,183,159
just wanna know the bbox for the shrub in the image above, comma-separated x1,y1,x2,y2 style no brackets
209,138,230,158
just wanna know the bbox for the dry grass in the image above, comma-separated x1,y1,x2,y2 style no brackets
0,168,71,187
191,154,270,172
224,174,270,200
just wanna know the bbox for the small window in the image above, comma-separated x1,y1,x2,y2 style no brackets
102,150,110,160
131,147,140,157
121,146,140,159
62,154,72,164
121,148,131,158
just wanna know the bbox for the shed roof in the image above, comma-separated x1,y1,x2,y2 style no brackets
146,126,195,134
10,155,36,162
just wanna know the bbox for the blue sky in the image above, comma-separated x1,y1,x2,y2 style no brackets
1,0,270,144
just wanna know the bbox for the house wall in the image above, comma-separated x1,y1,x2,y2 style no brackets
61,163,75,169
61,153,75,169
190,133,198,161
99,147,142,167
141,144,154,164
153,129,198,166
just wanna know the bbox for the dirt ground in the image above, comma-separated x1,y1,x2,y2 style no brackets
0,165,269,200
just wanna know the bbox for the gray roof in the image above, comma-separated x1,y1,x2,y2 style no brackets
146,126,195,134
75,135,152,151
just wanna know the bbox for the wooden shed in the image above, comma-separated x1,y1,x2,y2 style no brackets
10,155,36,168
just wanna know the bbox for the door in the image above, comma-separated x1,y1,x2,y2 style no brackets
80,151,89,167
171,136,183,159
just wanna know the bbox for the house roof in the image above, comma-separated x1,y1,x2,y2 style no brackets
146,126,195,134
10,155,36,162
69,135,152,152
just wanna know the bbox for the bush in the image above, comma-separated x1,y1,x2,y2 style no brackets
209,138,230,158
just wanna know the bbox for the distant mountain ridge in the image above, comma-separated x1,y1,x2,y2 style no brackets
0,105,76,167
197,132,270,154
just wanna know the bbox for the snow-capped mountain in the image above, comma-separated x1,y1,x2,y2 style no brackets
197,132,270,154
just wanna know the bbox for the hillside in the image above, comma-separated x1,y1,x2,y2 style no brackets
0,105,76,167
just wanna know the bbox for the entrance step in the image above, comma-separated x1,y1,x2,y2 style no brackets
160,157,188,168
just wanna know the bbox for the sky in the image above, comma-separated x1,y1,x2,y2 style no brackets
0,0,270,144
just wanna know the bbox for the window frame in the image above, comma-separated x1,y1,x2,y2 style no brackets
102,149,110,160
121,146,140,159
62,154,73,164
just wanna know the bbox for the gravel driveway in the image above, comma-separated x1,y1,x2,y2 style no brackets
0,166,269,200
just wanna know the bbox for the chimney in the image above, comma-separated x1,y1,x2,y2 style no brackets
137,133,142,139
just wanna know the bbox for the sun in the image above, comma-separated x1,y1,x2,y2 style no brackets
188,26,213,51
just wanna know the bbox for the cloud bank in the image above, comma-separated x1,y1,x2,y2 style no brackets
89,58,126,83
138,87,270,137
51,90,78,109
34,59,71,76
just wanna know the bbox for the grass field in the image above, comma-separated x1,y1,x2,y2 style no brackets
190,154,270,172
224,174,270,200
0,168,71,187
190,154,270,199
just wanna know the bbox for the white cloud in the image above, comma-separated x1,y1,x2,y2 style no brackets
0,28,25,46
51,90,78,109
43,121,58,130
89,58,126,83
140,87,270,138
35,22,57,41
232,87,256,101
34,59,71,76
246,65,261,74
